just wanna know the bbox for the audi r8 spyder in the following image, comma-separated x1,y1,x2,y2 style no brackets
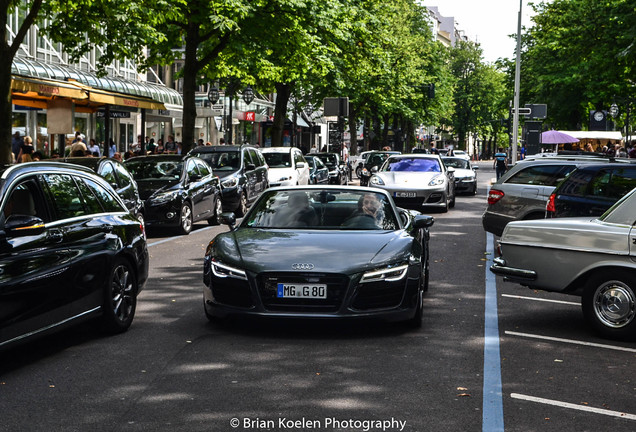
203,186,434,327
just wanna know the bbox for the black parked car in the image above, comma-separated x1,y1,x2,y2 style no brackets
358,151,401,186
546,163,636,218
304,155,329,184
61,156,144,224
124,155,222,235
312,152,348,184
203,186,434,328
189,145,268,216
0,162,149,350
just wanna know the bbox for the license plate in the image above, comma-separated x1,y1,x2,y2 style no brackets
395,191,416,198
277,283,327,299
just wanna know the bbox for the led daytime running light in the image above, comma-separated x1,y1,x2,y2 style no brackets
361,264,408,283
211,260,247,280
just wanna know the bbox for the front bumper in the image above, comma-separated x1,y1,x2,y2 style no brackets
219,186,242,212
203,263,421,322
454,178,476,193
143,200,182,227
377,186,448,209
490,256,537,282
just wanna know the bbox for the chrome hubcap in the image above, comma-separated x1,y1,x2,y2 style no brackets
593,281,636,328
112,265,133,321
181,205,192,230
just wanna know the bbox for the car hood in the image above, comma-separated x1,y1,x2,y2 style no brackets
502,217,630,254
137,181,180,200
376,171,443,186
213,229,414,274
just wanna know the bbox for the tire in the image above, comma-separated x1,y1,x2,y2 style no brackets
100,258,137,334
472,185,477,195
449,189,456,208
178,202,193,235
582,270,636,341
235,193,248,217
422,244,430,293
208,196,223,226
355,167,362,179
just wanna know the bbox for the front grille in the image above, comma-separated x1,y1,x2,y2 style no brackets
258,272,349,312
351,281,406,310
211,278,254,308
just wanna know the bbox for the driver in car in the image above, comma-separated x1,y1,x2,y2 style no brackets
342,193,384,229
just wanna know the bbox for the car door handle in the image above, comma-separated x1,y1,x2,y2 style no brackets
48,230,63,243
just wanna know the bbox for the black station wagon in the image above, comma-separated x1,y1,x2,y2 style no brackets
0,162,149,350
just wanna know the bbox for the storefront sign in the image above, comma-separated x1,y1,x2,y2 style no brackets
245,112,256,121
97,110,131,118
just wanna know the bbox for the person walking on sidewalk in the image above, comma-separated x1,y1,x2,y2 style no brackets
494,148,508,180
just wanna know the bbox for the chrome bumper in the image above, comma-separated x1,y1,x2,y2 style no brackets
490,257,537,281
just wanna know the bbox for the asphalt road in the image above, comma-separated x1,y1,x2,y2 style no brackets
1,162,634,432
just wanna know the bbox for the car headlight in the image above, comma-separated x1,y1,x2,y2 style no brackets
362,168,369,176
221,176,239,188
210,259,247,280
428,175,445,186
369,175,384,186
360,264,408,283
150,191,178,205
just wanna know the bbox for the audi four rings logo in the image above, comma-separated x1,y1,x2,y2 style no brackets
292,263,314,270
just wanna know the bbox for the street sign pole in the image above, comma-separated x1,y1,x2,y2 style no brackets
511,0,523,164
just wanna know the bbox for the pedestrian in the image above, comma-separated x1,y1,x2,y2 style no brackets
17,135,34,163
165,135,177,153
87,138,101,157
70,138,87,156
197,138,204,147
11,131,23,162
112,152,122,162
219,138,226,145
494,147,508,180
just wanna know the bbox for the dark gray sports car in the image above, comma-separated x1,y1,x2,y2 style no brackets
203,186,434,327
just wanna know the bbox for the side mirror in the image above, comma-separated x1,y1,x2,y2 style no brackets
296,162,306,168
371,166,379,173
189,174,202,182
218,212,237,229
473,165,480,170
447,167,455,173
413,215,435,229
246,163,256,171
4,215,46,237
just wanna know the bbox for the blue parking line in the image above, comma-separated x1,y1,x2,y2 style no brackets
483,232,504,431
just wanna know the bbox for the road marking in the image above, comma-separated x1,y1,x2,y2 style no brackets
505,331,636,353
501,294,579,306
483,232,504,431
147,226,215,248
511,393,636,420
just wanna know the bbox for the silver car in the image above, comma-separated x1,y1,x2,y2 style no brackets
369,154,455,212
490,187,636,341
442,156,478,195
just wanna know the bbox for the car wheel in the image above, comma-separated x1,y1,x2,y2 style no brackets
449,189,456,208
100,258,137,334
421,245,430,292
235,192,248,217
582,270,636,341
355,167,362,179
178,202,193,234
472,185,477,195
208,196,223,225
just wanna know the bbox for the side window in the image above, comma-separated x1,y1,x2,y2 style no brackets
1,179,49,223
589,170,612,197
100,162,118,187
243,149,255,168
114,163,134,189
507,165,575,186
75,178,105,214
255,150,266,167
248,149,260,167
608,168,636,199
186,160,199,178
196,160,211,177
83,178,127,212
41,174,87,219
560,170,594,195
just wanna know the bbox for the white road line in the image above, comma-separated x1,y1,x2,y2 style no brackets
501,294,579,306
511,393,636,420
505,331,636,353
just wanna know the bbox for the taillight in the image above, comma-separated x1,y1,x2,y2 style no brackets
546,193,556,213
487,189,504,205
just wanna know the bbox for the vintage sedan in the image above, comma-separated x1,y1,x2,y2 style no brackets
491,187,636,340
369,154,456,212
124,155,221,235
0,162,148,350
203,186,434,327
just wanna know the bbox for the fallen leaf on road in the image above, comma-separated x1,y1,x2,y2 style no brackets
457,393,471,397
457,387,468,391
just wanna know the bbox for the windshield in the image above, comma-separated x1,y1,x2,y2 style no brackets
243,189,399,230
263,152,292,168
192,151,240,171
317,154,337,166
382,157,441,172
442,158,469,169
125,159,183,181
366,154,388,167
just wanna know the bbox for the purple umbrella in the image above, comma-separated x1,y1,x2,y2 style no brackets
541,130,579,144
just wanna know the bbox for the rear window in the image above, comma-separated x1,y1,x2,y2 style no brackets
506,164,575,186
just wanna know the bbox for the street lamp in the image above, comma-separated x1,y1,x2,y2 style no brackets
242,86,254,105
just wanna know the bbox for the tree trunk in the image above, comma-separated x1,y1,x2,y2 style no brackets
0,44,12,164
180,21,200,155
272,83,291,147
